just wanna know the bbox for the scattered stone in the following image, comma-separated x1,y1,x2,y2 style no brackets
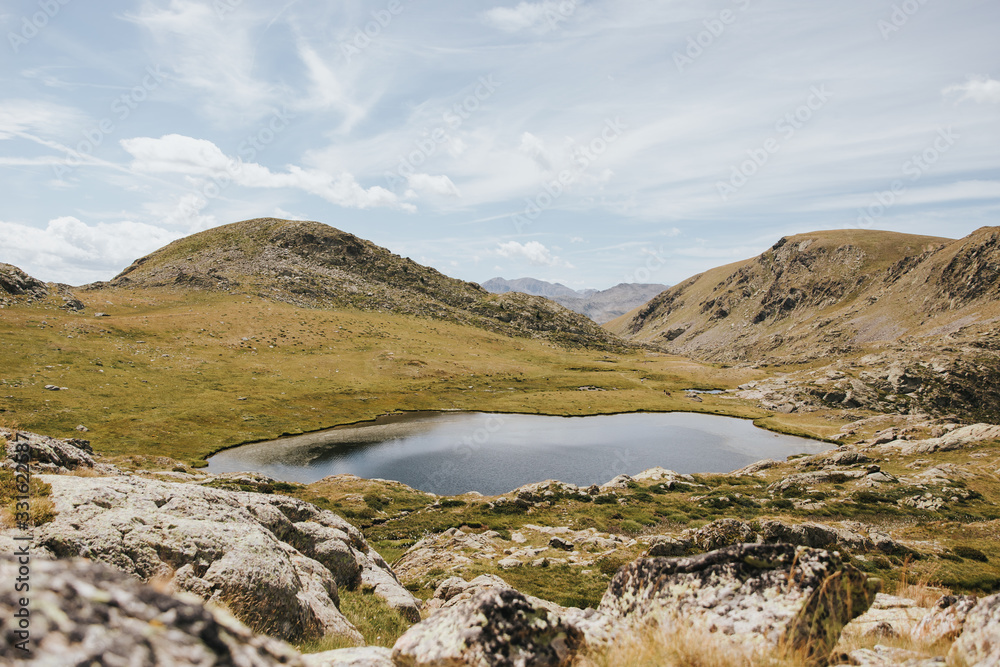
730,458,783,476
75,424,89,432
645,535,691,558
599,544,879,663
550,536,574,551
0,556,305,666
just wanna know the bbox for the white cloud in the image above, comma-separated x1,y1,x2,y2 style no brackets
0,216,178,285
405,173,461,198
943,75,1000,104
482,1,580,33
569,236,585,243
121,134,410,211
495,240,572,267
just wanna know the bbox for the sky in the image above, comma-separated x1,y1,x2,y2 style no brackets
1,0,998,290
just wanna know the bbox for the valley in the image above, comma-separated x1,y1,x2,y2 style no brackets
4,220,1000,666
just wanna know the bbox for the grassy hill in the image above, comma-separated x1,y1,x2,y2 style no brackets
606,229,956,360
103,218,623,350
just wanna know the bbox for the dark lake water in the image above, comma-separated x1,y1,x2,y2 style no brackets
207,411,831,495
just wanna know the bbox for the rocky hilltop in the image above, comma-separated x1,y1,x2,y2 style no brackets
482,277,668,324
607,227,1000,421
95,218,624,350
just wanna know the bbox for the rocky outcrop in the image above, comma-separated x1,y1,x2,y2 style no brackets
948,593,1000,666
599,544,879,665
0,428,117,474
392,588,585,667
31,474,419,642
682,518,903,555
0,555,305,666
868,424,1000,456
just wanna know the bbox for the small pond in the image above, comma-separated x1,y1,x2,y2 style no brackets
207,411,831,496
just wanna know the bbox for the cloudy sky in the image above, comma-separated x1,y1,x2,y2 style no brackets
2,0,998,289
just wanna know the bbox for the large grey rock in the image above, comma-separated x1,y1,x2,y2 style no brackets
392,588,585,667
302,647,394,667
0,555,305,666
599,544,880,665
32,474,419,641
948,593,1000,666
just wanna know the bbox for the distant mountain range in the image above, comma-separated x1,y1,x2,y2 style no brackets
480,277,668,324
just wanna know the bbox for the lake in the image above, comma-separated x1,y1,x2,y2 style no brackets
207,411,831,495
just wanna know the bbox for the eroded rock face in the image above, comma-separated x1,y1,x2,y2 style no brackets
392,588,585,667
0,555,305,666
599,544,879,665
912,594,978,644
948,593,1000,666
32,474,419,642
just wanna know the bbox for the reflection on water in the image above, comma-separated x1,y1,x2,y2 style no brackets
208,411,832,496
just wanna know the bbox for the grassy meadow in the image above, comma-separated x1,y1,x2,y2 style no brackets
0,286,841,464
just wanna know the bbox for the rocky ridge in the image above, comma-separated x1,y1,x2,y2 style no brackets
481,277,668,324
606,227,1000,422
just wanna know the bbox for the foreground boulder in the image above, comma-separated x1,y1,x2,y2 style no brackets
31,474,419,642
948,593,1000,666
599,544,879,665
0,556,304,666
392,588,584,667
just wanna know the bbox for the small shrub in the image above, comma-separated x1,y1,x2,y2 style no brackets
953,546,989,563
438,498,466,508
597,556,626,577
594,495,618,505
